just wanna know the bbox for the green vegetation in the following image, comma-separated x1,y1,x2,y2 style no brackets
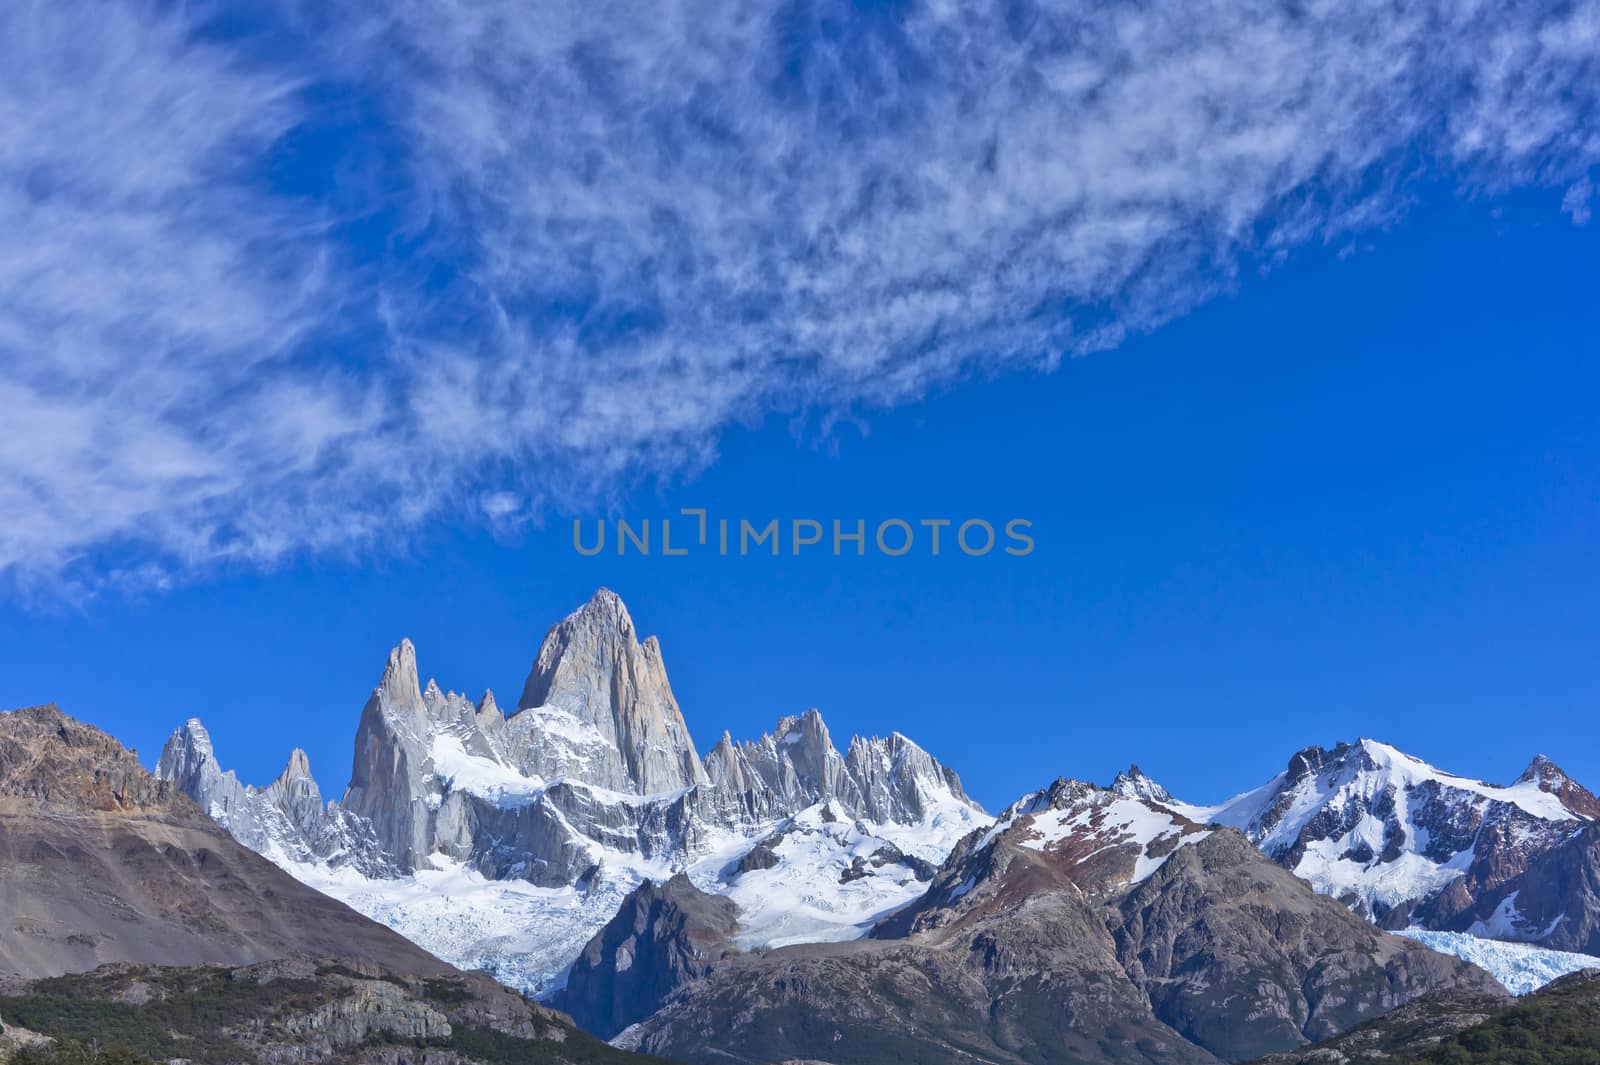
0,964,673,1065
1400,978,1600,1065
314,962,406,987
421,975,477,1004
0,968,331,1063
1248,974,1600,1065
6,1040,157,1065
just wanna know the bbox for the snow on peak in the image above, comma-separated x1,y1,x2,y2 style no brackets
1160,738,1591,922
1111,764,1173,804
978,779,1210,889
176,717,215,755
1353,738,1578,823
1186,739,1582,846
1019,792,1210,884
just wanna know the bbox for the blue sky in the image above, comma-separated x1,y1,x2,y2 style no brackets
1,1,1598,810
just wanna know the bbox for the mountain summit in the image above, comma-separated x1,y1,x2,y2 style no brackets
1163,737,1600,953
516,587,706,796
1110,763,1173,803
160,589,987,992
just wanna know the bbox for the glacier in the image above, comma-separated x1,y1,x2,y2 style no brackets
1397,930,1600,995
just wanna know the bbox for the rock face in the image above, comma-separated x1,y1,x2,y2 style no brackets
554,874,740,1038
1,702,177,811
517,588,706,796
1420,821,1600,955
1161,739,1600,952
703,710,973,827
0,704,455,982
158,588,989,992
621,779,1503,1065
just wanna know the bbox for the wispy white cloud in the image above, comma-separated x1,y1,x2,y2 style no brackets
2,0,1598,591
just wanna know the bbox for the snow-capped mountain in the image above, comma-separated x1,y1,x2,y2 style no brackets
157,588,988,993
900,777,1218,929
618,775,1502,1065
1149,738,1600,953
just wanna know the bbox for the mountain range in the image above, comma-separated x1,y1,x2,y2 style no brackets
156,588,987,993
1150,738,1600,953
152,589,1600,1001
0,584,1553,1063
596,779,1503,1063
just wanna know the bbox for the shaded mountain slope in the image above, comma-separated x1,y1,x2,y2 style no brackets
553,874,739,1039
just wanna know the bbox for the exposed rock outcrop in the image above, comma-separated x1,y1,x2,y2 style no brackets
554,875,740,1038
158,718,392,878
516,588,706,796
1419,821,1600,954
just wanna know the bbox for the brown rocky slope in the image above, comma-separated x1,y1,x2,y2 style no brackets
0,704,451,981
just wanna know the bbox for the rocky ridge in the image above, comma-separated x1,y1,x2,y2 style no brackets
1250,967,1600,1064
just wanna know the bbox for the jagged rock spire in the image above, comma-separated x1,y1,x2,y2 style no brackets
702,707,983,826
342,638,441,869
518,588,705,795
158,715,394,878
379,638,423,708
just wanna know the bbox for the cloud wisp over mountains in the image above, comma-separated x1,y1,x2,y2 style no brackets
2,0,1597,589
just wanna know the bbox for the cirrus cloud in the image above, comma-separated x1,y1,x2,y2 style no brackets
2,0,1598,592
